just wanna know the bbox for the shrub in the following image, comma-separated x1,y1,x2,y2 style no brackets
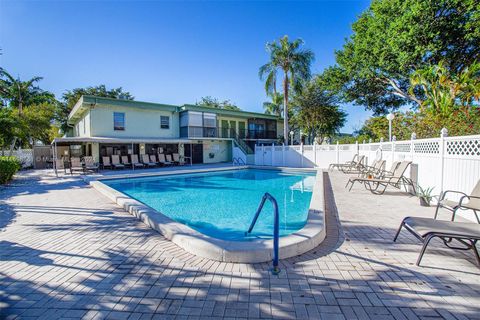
0,156,21,184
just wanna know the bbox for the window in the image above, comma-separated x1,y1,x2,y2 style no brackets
113,112,125,131
203,113,216,128
160,116,170,129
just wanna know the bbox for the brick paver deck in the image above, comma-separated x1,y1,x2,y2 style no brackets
0,169,479,319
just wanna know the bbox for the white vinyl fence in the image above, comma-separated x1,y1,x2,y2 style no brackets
255,130,480,213
1,149,34,168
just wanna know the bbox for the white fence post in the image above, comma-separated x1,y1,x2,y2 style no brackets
313,140,317,166
410,132,416,162
282,143,285,167
440,128,448,193
261,144,265,166
271,143,275,166
336,141,339,164
301,143,304,168
392,136,396,162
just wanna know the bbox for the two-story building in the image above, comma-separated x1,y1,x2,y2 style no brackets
52,95,283,165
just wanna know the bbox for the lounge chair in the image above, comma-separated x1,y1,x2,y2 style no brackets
111,155,125,170
434,179,480,223
158,153,172,166
172,153,185,166
121,155,133,169
328,154,359,171
346,160,415,194
83,156,99,173
70,157,84,175
340,155,365,174
141,154,156,167
393,216,480,267
55,159,66,174
165,154,176,165
149,154,160,166
358,159,386,178
131,154,145,169
102,156,112,170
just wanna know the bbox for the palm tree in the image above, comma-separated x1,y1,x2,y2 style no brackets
263,92,283,116
259,35,314,144
0,68,43,114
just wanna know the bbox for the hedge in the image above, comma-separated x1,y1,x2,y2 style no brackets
0,156,21,184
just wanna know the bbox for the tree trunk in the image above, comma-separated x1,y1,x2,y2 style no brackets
8,137,17,157
283,74,289,145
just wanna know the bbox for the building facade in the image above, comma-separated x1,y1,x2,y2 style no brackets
54,95,283,165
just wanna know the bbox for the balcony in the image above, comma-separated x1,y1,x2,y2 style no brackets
180,126,277,140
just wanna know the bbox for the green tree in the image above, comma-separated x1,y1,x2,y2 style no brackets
0,68,55,114
58,85,134,133
263,92,283,116
292,80,346,144
0,108,17,153
259,35,315,144
195,96,241,111
328,0,480,114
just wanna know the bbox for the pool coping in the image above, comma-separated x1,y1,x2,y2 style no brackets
89,166,326,263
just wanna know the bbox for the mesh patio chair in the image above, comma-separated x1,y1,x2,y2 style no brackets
121,155,133,169
434,179,480,223
172,153,185,166
149,154,160,167
346,161,415,194
111,155,125,170
393,216,480,267
158,153,173,166
70,157,84,175
102,156,112,170
131,154,145,168
340,155,365,174
83,156,99,173
328,154,358,171
141,154,156,167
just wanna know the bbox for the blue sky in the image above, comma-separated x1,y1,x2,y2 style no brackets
0,0,372,133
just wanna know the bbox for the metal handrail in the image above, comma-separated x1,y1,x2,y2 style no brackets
232,157,246,166
245,193,280,274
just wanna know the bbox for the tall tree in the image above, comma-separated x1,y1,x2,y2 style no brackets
58,85,134,133
263,92,283,116
292,79,346,144
0,68,54,114
259,35,315,144
195,96,241,111
327,0,480,114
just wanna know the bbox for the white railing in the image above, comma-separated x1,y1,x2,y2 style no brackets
255,130,480,219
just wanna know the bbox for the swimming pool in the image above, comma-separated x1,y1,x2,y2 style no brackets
103,169,315,241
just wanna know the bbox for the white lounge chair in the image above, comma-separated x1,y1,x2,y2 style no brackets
141,154,156,167
111,155,125,170
131,154,145,168
83,156,99,173
121,155,133,169
158,153,172,166
102,156,112,170
435,179,480,223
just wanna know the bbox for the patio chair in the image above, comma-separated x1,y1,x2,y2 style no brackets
172,153,185,166
111,155,125,170
358,159,386,178
102,156,112,170
340,155,365,174
434,179,480,223
141,154,156,167
165,154,176,165
131,154,145,169
158,153,172,166
70,157,84,175
328,154,358,171
121,155,133,169
149,154,160,166
55,159,66,174
346,160,414,194
393,216,480,267
83,156,99,173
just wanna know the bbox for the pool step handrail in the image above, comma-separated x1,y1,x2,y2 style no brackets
232,157,246,166
246,192,280,275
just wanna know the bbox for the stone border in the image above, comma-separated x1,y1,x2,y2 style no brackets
90,166,326,263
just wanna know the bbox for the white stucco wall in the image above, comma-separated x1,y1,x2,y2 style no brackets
73,111,91,137
90,105,179,138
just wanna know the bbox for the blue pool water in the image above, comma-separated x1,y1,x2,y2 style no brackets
104,169,315,241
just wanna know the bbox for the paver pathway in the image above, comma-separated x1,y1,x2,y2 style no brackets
0,169,479,319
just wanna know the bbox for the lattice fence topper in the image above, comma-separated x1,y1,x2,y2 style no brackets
413,141,440,154
446,138,480,157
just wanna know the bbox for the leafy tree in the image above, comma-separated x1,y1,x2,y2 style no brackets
0,108,17,153
263,93,283,116
259,35,315,144
195,96,241,111
0,68,55,114
58,85,134,133
20,103,58,145
328,0,480,114
292,80,346,144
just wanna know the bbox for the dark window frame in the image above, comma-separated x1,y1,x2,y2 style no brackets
160,115,170,129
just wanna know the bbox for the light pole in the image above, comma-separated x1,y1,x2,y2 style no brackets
386,113,395,142
289,131,294,145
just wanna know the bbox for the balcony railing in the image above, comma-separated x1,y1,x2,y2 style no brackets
180,126,277,140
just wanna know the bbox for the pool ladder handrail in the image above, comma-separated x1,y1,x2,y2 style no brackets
232,157,246,166
245,192,280,275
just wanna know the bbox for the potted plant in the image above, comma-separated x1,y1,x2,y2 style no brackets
416,185,434,207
